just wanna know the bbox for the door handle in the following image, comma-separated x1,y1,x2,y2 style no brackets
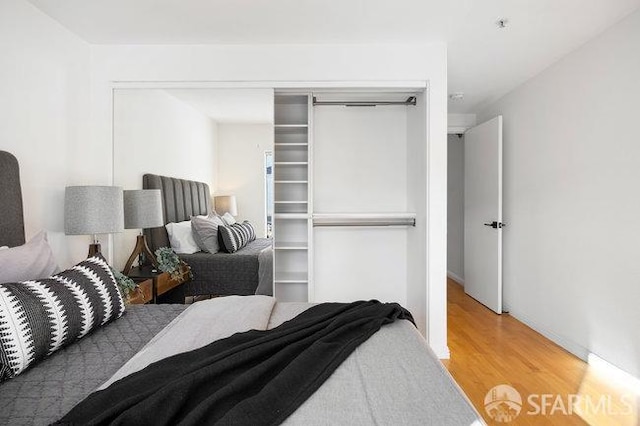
483,221,505,229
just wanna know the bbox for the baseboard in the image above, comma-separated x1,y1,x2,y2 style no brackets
588,353,640,391
447,271,464,285
507,309,589,362
511,310,640,384
432,344,451,360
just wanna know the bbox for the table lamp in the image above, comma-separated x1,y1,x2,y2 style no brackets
122,189,164,274
64,186,124,257
214,194,238,216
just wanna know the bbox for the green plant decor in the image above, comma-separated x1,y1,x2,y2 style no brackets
155,247,193,280
111,267,138,303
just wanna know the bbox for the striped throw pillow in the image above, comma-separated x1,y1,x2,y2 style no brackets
0,254,125,381
219,221,257,253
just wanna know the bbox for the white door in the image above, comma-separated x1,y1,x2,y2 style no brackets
464,116,503,314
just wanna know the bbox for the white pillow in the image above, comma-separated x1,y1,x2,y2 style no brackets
0,231,59,283
0,246,8,251
165,221,200,254
221,212,237,226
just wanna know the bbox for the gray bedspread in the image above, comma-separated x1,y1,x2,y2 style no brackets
1,298,481,425
179,238,273,297
103,297,482,425
0,304,187,426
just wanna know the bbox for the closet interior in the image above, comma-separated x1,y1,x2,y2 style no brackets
273,94,313,302
272,89,427,308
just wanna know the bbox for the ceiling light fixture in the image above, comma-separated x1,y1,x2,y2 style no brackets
449,92,464,101
496,18,509,29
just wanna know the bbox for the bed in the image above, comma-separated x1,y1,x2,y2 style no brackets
0,150,482,425
142,173,273,297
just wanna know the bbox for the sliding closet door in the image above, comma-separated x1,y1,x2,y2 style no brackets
313,105,409,304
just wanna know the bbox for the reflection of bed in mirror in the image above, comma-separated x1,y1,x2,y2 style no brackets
111,88,275,293
143,173,273,297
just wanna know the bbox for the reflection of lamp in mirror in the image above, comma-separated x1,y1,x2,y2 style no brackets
123,189,164,274
64,186,124,257
214,194,238,217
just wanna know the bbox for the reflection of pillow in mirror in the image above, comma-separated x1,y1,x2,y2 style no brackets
218,221,256,253
189,215,207,250
208,211,225,226
0,231,58,284
190,213,220,242
221,212,236,226
165,221,200,254
191,214,225,254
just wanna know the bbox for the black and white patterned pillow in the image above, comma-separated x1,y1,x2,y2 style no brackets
0,254,125,381
219,221,257,253
236,221,256,244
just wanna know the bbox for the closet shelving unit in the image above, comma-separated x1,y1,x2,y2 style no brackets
273,93,313,302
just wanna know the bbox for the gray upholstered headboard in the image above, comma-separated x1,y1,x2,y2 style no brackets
143,174,212,252
0,151,25,247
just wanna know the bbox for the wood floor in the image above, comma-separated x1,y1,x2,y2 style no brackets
442,278,639,426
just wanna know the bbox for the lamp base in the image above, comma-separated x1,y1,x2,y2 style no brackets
88,243,101,257
123,235,158,275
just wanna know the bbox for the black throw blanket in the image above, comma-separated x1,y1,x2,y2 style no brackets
55,300,413,426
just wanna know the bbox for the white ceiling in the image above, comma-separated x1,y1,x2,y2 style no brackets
27,0,640,113
165,89,274,123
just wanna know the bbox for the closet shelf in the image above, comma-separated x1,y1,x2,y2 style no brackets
274,242,308,250
274,142,309,148
274,213,309,220
274,200,308,204
274,162,308,166
274,272,309,284
273,92,311,303
274,125,308,134
274,124,308,128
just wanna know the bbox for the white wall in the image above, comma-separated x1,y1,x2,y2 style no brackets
89,43,449,356
216,123,273,236
113,89,217,269
0,0,95,268
478,10,640,379
447,134,464,283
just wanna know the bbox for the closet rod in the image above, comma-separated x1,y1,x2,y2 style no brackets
313,214,416,227
313,96,416,107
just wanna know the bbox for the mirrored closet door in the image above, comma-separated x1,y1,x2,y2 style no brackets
112,88,275,274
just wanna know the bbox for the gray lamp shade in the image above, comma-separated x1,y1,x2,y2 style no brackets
64,186,124,235
214,195,238,216
123,189,164,229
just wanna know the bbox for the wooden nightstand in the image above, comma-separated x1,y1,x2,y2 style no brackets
127,278,153,305
126,265,189,304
